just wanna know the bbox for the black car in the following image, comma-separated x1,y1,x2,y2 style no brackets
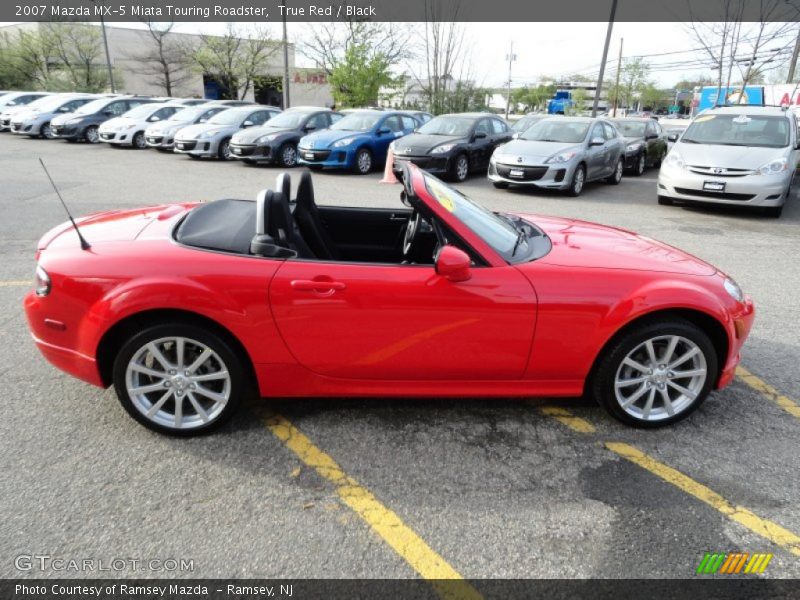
228,107,342,167
392,112,513,182
50,96,160,143
608,117,668,176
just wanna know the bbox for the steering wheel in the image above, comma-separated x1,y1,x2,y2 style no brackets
403,210,421,257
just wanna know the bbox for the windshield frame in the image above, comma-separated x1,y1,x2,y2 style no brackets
329,112,381,132
206,109,249,126
519,118,591,143
417,116,476,137
681,113,791,148
610,119,647,138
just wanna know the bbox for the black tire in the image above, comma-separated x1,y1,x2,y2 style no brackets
132,131,147,149
606,158,624,184
112,323,246,436
590,319,717,428
217,137,232,160
448,153,469,182
657,195,674,206
40,121,54,139
277,142,298,167
565,164,586,197
492,181,509,189
352,148,373,174
84,125,99,144
763,205,783,218
633,152,646,176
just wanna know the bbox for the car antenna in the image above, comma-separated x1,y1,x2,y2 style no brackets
38,158,91,250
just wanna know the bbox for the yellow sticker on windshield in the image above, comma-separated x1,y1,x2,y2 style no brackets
694,115,715,123
427,179,456,212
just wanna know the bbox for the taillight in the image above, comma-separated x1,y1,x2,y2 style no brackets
35,264,51,297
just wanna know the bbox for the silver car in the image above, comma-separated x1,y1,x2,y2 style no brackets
658,105,797,218
173,106,281,160
145,103,229,151
488,116,625,196
0,92,53,131
10,94,96,138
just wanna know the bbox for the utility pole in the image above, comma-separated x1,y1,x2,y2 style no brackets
592,0,617,117
91,0,116,93
611,37,623,117
788,27,800,84
505,41,516,120
282,7,291,109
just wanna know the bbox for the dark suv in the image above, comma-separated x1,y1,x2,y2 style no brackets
50,96,160,143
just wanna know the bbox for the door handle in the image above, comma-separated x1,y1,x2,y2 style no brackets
291,279,346,292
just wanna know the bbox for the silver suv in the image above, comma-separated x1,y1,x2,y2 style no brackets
658,105,798,218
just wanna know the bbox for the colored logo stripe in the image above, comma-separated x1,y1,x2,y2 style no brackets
697,552,773,574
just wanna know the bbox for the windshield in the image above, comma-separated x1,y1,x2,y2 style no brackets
74,98,112,115
512,116,542,132
330,113,380,132
418,116,474,136
207,109,246,126
264,111,312,128
120,104,159,119
681,113,790,148
422,173,520,259
611,120,646,137
520,119,590,143
20,96,57,111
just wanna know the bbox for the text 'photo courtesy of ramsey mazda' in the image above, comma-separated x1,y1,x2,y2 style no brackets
24,164,753,435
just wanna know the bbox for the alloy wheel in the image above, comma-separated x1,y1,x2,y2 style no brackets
357,150,372,173
41,123,54,139
282,144,297,167
637,154,645,175
456,155,469,181
133,132,147,149
85,126,99,143
125,336,231,430
573,168,585,194
614,335,707,422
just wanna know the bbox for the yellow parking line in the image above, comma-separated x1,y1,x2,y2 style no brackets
538,406,596,433
737,366,800,420
261,410,483,600
0,281,30,287
606,442,800,557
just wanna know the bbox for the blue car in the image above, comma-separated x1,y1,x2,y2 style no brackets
297,110,420,174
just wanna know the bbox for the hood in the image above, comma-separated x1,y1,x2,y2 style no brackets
514,213,716,276
623,135,645,144
394,133,465,155
494,139,582,164
176,123,232,139
1,105,29,118
99,116,130,130
302,129,366,148
51,113,76,126
673,142,787,169
233,124,291,144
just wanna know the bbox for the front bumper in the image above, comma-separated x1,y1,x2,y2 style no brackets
393,155,450,175
488,159,571,189
174,138,218,156
11,119,37,135
145,133,175,149
297,145,355,169
230,142,273,161
716,295,756,389
99,130,135,146
658,166,791,207
51,124,82,140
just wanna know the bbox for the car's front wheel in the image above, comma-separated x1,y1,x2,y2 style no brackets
278,142,298,167
449,153,469,182
218,138,232,160
112,323,245,436
353,148,373,174
566,164,585,196
84,125,99,144
591,319,717,427
41,121,55,139
132,131,147,149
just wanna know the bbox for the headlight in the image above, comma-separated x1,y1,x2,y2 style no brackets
664,151,685,169
723,277,744,303
431,143,456,154
256,133,279,144
196,130,215,139
544,151,577,164
389,140,396,150
756,158,788,175
35,265,50,297
333,137,356,147
626,142,642,153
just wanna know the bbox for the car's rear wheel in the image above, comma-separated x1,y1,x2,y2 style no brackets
113,323,245,436
449,153,469,182
606,158,624,184
278,142,298,167
41,122,54,139
492,181,509,189
566,164,585,196
657,195,674,206
84,125,99,144
132,131,147,149
591,320,717,427
353,148,372,174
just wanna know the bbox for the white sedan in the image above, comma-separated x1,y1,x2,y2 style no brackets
98,103,184,149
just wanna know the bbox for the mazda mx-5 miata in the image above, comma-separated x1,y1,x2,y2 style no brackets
25,164,754,435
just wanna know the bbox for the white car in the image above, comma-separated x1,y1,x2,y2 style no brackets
98,103,183,149
145,103,229,151
0,92,53,131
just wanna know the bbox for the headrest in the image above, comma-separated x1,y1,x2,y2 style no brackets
276,172,291,202
268,191,293,244
296,170,315,209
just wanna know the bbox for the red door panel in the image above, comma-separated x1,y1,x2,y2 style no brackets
269,261,537,380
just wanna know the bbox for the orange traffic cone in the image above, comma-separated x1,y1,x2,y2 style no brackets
380,147,399,184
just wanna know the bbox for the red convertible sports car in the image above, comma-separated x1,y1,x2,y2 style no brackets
24,164,754,435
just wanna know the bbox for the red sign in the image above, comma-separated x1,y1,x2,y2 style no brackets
293,72,328,85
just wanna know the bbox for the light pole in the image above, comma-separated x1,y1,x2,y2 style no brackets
592,0,618,117
282,7,291,109
90,0,116,93
504,42,516,119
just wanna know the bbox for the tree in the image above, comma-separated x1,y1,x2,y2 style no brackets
123,21,192,96
512,83,556,112
566,88,588,115
193,24,279,100
639,84,669,110
618,57,650,110
329,42,397,107
43,23,116,91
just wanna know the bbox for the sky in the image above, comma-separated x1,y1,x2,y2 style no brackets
2,20,792,89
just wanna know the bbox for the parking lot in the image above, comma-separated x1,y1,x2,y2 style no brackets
1,133,799,586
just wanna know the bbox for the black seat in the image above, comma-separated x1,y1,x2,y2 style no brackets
293,171,341,260
268,190,315,259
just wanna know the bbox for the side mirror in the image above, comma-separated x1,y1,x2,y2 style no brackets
149,116,161,122
58,106,70,113
667,133,679,142
435,245,472,283
103,110,114,116
378,126,392,135
473,131,487,139
304,123,317,131
242,120,255,128
589,136,605,146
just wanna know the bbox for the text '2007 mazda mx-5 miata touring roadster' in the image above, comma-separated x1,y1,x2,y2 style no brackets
24,164,754,435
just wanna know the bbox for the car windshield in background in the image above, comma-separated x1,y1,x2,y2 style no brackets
512,116,542,132
423,173,520,260
611,120,647,137
74,99,111,115
521,119,590,143
122,104,158,119
168,106,209,122
264,111,311,128
330,113,381,132
681,114,789,148
207,110,246,126
418,116,474,136
22,96,59,111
